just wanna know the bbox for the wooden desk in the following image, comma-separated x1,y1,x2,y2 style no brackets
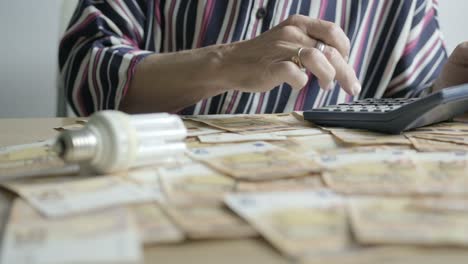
0,118,289,264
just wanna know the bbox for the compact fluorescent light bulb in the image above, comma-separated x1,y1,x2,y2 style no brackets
54,110,187,173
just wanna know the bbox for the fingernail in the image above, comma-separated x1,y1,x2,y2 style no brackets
352,83,361,96
327,82,334,90
344,56,349,62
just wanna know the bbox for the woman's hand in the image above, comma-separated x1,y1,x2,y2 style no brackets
123,15,361,113
219,15,361,96
434,41,468,92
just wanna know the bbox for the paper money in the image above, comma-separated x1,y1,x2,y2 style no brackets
291,111,305,120
1,199,142,264
301,247,403,264
183,119,225,137
268,113,316,128
406,122,468,148
4,176,160,217
189,112,322,139
0,190,14,250
225,190,349,259
325,128,411,145
269,129,324,137
125,168,166,200
189,141,322,181
321,145,413,156
273,135,411,159
413,152,468,195
408,198,468,213
349,197,468,246
320,151,468,196
128,203,184,245
263,114,325,136
0,140,79,182
198,132,287,143
159,163,236,206
270,139,319,159
407,136,468,152
185,137,217,148
0,140,54,160
162,204,257,239
321,151,426,195
413,134,468,145
271,134,343,158
188,115,294,134
303,246,468,264
407,122,468,136
235,176,324,192
0,156,78,182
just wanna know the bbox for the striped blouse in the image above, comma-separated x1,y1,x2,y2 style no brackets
59,0,447,116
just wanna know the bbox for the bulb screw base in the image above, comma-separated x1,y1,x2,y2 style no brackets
54,128,98,163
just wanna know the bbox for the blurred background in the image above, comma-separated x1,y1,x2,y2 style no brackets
1,0,467,118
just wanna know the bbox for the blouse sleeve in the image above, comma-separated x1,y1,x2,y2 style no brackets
59,0,151,116
384,0,448,98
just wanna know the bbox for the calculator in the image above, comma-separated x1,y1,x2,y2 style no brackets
303,83,468,134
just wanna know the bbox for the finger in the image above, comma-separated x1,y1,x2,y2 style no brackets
450,41,468,65
322,46,361,96
269,61,309,90
282,15,350,58
299,48,336,90
275,25,317,48
309,19,351,59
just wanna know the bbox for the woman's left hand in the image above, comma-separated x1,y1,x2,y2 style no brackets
434,41,468,92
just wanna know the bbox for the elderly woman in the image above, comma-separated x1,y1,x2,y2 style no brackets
60,0,467,116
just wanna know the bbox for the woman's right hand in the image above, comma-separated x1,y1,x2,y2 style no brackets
218,15,361,96
124,15,361,113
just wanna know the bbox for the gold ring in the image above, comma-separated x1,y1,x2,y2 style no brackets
291,47,305,69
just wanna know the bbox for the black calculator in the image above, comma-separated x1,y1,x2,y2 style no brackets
304,84,468,134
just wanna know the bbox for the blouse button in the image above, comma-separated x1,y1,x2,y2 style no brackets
256,7,267,19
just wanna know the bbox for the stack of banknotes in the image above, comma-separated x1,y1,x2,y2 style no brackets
1,112,468,264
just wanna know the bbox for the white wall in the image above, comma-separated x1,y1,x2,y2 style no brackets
0,0,62,118
0,1,467,118
438,1,468,53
